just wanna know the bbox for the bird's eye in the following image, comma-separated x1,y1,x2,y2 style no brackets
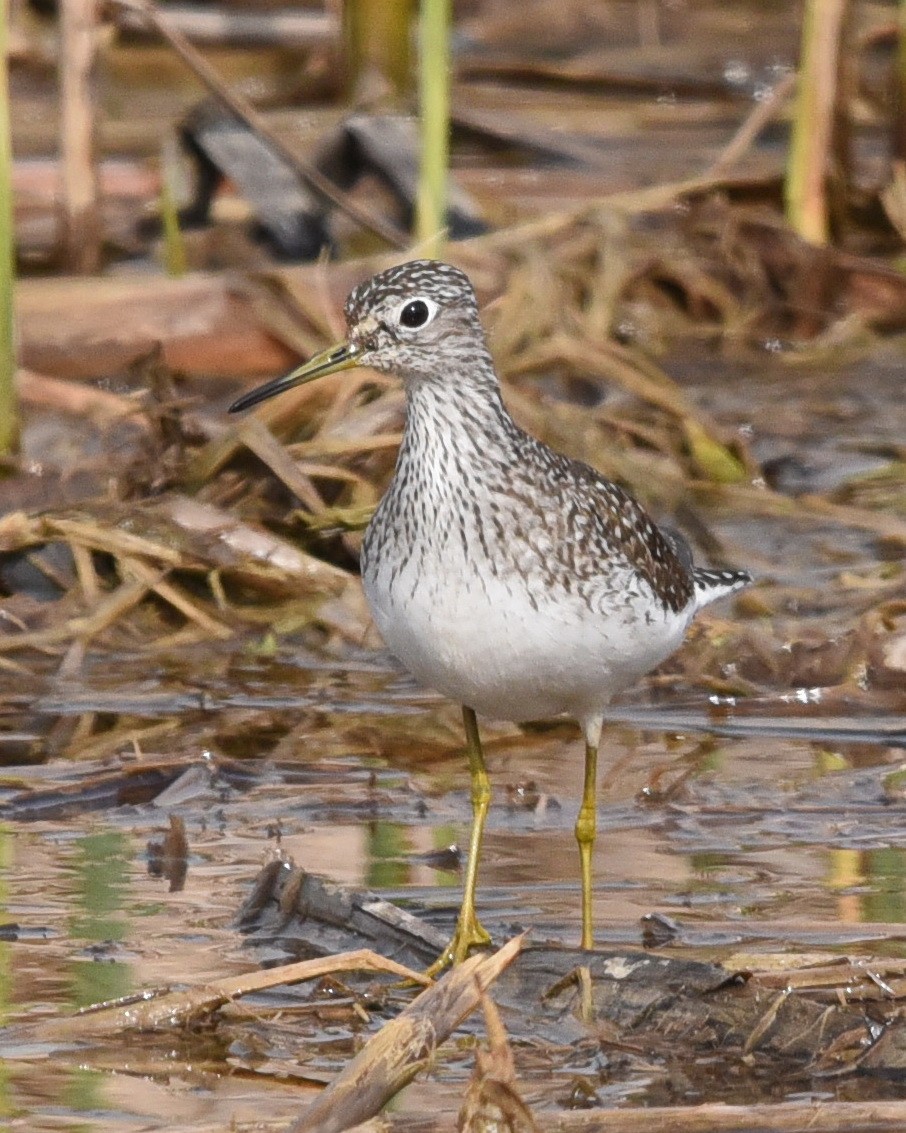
397,297,437,330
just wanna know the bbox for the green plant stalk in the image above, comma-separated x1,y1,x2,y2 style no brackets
159,177,187,279
344,0,414,103
415,0,451,257
784,0,847,245
0,0,18,456
898,0,906,160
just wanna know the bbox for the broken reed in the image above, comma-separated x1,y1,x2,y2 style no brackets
415,0,451,257
0,0,17,456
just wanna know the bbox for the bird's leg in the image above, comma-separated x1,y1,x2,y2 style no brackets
457,705,494,953
576,715,603,951
427,705,493,975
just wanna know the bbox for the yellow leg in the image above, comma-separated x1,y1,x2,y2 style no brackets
576,716,603,951
427,705,493,975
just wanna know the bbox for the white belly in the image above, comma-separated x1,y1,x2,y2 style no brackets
363,558,692,724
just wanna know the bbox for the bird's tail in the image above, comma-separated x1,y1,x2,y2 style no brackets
692,567,753,610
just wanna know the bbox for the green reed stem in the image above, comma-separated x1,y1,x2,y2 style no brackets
0,0,18,456
159,176,187,278
897,0,906,161
785,0,847,244
344,0,414,103
415,0,451,258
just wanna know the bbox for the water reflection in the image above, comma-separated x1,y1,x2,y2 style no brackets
835,847,906,928
67,830,131,1008
63,1065,107,1117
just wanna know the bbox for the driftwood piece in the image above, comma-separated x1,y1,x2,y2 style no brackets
499,946,880,1068
240,863,906,1077
352,1098,906,1133
179,101,330,261
17,272,295,379
237,862,451,972
289,937,523,1133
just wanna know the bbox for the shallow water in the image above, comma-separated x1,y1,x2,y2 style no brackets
2,338,906,1127
2,637,906,1128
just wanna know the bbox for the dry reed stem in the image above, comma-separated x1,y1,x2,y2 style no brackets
707,70,797,178
58,0,101,272
41,516,184,566
0,501,366,655
187,362,396,487
288,434,403,461
36,948,430,1039
17,367,147,427
234,415,327,513
458,991,539,1133
121,556,232,638
0,577,149,653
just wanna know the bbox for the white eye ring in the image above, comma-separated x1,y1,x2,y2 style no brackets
395,296,439,332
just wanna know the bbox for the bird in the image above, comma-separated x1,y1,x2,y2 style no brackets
230,259,752,972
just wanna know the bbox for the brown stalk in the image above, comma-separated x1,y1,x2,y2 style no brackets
0,576,151,653
120,556,232,638
59,0,101,272
234,415,327,513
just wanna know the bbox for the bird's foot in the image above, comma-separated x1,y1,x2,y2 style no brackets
426,911,492,977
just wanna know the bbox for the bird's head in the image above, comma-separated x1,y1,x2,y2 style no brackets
229,260,488,414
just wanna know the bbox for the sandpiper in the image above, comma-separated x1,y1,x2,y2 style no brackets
230,259,752,970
